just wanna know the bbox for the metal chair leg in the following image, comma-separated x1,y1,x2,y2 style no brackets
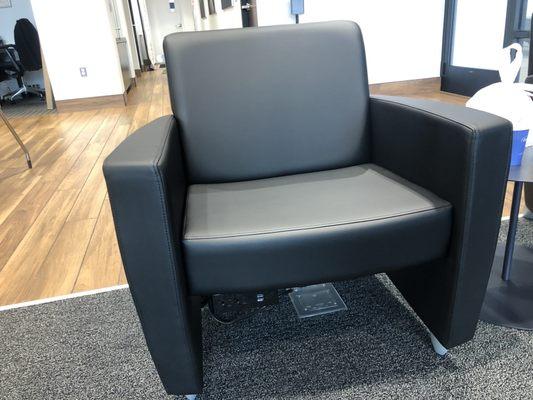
0,108,32,168
8,86,26,102
26,87,45,99
429,331,448,356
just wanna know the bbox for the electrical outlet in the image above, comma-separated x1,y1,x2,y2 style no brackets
209,291,279,322
80,67,87,77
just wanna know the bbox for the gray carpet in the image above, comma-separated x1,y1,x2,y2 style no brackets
1,219,533,400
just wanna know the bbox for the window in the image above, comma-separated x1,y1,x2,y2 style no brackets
506,0,533,80
451,0,507,70
519,0,533,30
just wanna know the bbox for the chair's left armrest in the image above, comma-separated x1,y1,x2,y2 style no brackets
370,95,512,347
103,115,203,394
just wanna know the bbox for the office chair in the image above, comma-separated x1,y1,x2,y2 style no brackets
0,40,18,86
104,22,512,398
1,19,44,103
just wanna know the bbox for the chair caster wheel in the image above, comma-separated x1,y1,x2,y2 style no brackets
429,332,448,356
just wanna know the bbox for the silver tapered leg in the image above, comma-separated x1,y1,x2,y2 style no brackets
429,332,448,356
0,108,32,168
4,80,44,102
9,86,26,101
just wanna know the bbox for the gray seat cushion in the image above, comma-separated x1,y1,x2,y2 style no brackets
183,164,452,294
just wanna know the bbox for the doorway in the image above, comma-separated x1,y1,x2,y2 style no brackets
128,0,154,71
241,0,257,28
142,0,184,64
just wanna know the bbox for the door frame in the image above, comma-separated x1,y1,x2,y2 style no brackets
127,0,143,71
441,0,531,96
440,0,501,96
241,0,257,28
503,0,530,46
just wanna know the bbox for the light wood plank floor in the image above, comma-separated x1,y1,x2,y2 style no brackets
0,72,523,306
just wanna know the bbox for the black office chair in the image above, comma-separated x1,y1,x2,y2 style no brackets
0,39,18,84
0,40,9,82
1,19,44,102
104,22,512,398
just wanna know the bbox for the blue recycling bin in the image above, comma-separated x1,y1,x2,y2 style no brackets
510,129,529,166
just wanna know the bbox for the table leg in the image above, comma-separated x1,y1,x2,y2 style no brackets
502,181,523,281
0,109,32,169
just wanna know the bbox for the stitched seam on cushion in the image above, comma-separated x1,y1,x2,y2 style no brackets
153,117,198,374
371,96,480,133
184,204,451,240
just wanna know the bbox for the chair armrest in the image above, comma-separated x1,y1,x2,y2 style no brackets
370,95,512,347
103,115,203,394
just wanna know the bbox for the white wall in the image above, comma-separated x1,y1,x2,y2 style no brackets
31,0,125,101
256,0,446,84
0,0,44,95
179,0,195,31
452,0,507,70
197,0,242,31
141,0,240,59
145,0,184,63
256,0,294,26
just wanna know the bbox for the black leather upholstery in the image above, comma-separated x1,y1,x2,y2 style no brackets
183,164,452,293
104,22,512,396
371,95,512,347
103,116,203,395
164,21,370,183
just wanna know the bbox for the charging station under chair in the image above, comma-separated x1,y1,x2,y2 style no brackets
208,283,347,323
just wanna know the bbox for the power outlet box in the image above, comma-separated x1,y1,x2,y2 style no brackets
209,291,279,322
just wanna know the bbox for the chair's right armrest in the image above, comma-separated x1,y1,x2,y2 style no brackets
370,95,512,347
103,115,203,394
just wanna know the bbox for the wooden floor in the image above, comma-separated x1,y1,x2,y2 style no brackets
0,70,170,306
0,73,523,306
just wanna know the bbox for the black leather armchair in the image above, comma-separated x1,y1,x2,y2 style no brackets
104,22,512,397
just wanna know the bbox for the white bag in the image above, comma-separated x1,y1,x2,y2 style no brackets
466,43,533,146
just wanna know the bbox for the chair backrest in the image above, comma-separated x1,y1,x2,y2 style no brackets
164,21,370,183
14,19,42,72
